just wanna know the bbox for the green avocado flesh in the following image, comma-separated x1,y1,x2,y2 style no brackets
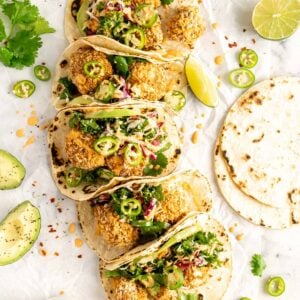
0,149,26,190
87,108,141,119
0,201,41,266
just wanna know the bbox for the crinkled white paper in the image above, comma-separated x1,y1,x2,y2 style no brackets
0,0,299,299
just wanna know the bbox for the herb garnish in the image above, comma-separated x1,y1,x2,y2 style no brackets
0,0,55,69
250,254,266,277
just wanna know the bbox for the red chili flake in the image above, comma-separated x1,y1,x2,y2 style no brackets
224,35,228,40
77,255,82,259
252,38,256,44
50,198,55,203
40,249,47,256
39,242,44,247
228,42,237,48
48,224,53,227
49,228,57,233
58,208,62,213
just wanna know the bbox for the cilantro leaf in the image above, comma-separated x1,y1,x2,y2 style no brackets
7,30,41,68
32,16,55,34
250,254,266,277
2,0,38,25
0,47,13,65
143,152,168,176
0,0,55,69
0,18,6,41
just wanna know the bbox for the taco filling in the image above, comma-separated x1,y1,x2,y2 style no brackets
104,225,225,299
56,46,177,103
69,0,205,49
72,0,163,50
92,180,196,247
63,107,180,188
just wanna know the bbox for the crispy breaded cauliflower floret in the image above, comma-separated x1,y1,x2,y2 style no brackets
69,47,113,94
154,287,178,300
184,266,211,288
108,277,148,300
128,61,167,101
105,155,145,177
167,6,205,48
144,17,163,50
155,183,189,223
132,0,161,8
65,129,105,170
94,204,139,247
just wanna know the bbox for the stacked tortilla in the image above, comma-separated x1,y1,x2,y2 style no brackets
215,77,300,229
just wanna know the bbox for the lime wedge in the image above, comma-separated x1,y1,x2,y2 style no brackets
185,56,219,108
252,0,300,40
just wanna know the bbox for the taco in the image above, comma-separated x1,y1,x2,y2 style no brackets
100,213,232,300
48,102,181,201
52,36,187,110
77,170,212,260
65,0,205,52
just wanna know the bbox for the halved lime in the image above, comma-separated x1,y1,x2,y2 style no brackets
252,0,300,40
185,56,219,108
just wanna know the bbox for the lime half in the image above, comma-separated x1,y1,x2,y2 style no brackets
185,56,219,108
252,0,300,40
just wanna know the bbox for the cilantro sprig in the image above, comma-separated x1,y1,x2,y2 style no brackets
250,254,266,277
0,0,55,69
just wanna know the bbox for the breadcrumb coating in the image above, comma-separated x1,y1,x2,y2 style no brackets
65,129,105,170
167,6,205,48
69,47,113,94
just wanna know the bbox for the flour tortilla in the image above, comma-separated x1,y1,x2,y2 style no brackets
52,36,187,111
214,136,300,229
220,77,300,209
100,212,232,300
64,0,203,56
77,169,212,261
48,102,181,201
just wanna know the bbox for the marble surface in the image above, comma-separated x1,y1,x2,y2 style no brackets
0,0,299,299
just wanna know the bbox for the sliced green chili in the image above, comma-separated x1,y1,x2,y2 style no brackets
120,198,142,217
228,68,255,88
123,27,145,49
65,167,83,187
13,80,36,98
125,143,142,166
239,49,258,68
95,80,115,103
34,65,51,81
94,136,120,157
265,276,285,297
83,61,104,78
163,90,186,112
164,266,184,290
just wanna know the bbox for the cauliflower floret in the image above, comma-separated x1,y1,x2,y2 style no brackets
69,47,113,94
94,204,139,247
128,61,167,101
65,129,105,170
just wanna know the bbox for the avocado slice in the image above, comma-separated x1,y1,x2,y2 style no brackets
86,108,141,119
0,149,26,190
77,0,89,35
0,201,41,266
